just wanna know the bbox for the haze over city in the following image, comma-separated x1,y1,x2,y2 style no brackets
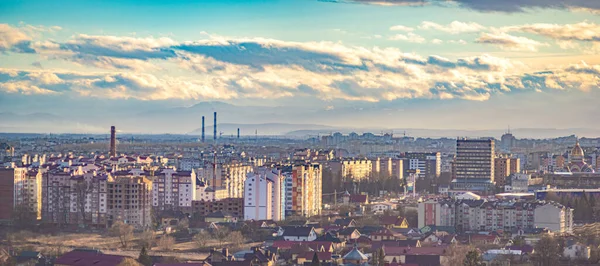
2,0,600,136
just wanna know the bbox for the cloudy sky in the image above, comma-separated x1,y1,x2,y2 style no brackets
1,0,600,134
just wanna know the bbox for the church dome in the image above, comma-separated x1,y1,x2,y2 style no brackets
571,139,584,157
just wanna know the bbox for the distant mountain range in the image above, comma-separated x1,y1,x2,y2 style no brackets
1,102,600,139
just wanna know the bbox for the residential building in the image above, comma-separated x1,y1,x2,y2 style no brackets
244,168,285,221
278,226,318,241
0,167,30,221
195,182,228,202
563,243,591,260
452,139,495,193
197,162,252,198
510,158,520,174
504,173,530,193
284,162,322,217
191,198,243,219
107,175,153,228
151,168,196,211
403,152,441,179
328,158,372,181
494,157,511,187
418,199,573,233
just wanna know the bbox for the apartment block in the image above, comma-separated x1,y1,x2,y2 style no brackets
329,158,372,181
244,168,285,221
403,152,441,179
0,167,32,221
107,175,152,228
494,158,511,187
418,199,573,233
197,162,252,198
151,168,196,211
191,198,243,219
285,162,322,217
452,139,495,193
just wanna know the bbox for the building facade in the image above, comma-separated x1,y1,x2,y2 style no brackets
285,162,322,217
328,158,372,181
404,152,441,179
107,175,152,228
452,139,495,193
151,168,196,211
244,168,285,221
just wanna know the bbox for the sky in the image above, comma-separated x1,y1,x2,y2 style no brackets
1,0,600,134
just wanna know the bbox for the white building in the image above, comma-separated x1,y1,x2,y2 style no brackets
151,168,196,211
505,173,530,193
563,243,591,260
178,158,202,172
534,203,573,233
243,168,285,221
371,202,397,214
419,199,573,233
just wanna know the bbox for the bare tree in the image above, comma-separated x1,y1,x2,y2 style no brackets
225,231,245,250
157,235,175,251
138,230,155,249
73,180,92,227
444,244,473,266
531,235,560,266
194,231,211,249
213,228,230,247
110,221,134,248
117,257,142,266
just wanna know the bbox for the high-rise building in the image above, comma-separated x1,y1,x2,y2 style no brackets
328,158,372,181
494,157,511,187
500,129,515,152
452,139,495,192
109,126,116,157
244,168,285,221
107,175,153,228
151,168,196,212
0,167,38,221
403,152,441,179
197,163,252,199
285,162,322,217
510,158,520,174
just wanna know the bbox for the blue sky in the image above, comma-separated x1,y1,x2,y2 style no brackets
1,0,600,133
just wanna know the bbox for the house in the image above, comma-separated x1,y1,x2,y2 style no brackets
14,251,44,266
280,227,317,241
241,247,277,266
315,232,345,249
296,252,333,265
54,251,133,266
467,234,501,245
333,218,357,228
335,227,361,242
342,246,368,265
371,202,397,214
379,216,409,229
370,229,397,241
206,248,235,263
421,232,457,245
205,211,238,223
382,246,448,265
563,243,591,260
371,240,421,250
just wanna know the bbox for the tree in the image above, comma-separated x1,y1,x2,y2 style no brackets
194,231,211,249
463,250,482,266
371,248,385,266
117,257,142,266
110,221,134,248
445,244,472,266
212,228,230,247
157,235,175,251
13,204,37,229
73,180,92,227
310,252,321,266
225,231,245,250
138,246,152,266
176,217,189,232
531,235,560,266
139,230,155,249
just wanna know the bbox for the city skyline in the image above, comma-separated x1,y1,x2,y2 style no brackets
1,0,600,134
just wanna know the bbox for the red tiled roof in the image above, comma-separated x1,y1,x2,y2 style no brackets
384,246,447,256
54,251,127,266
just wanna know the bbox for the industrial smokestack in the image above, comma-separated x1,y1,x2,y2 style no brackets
201,116,205,143
110,126,116,157
213,112,217,141
237,128,240,139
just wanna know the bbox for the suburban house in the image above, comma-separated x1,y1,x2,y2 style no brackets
563,242,591,261
379,216,409,229
279,227,318,241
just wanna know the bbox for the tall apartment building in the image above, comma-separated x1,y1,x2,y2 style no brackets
328,158,372,181
197,162,252,198
195,182,228,202
418,199,573,233
494,158,511,187
107,175,152,228
191,198,243,219
244,168,285,221
285,162,322,217
510,158,520,174
0,167,39,221
151,168,196,212
452,139,495,192
403,152,441,179
43,169,108,227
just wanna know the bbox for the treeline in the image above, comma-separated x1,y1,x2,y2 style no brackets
545,192,600,222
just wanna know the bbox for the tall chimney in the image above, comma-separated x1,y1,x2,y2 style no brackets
110,126,116,157
213,112,217,141
237,128,240,139
201,116,205,143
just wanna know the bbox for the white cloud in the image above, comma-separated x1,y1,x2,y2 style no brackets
389,32,426,43
503,22,600,42
419,21,486,34
476,32,548,51
449,39,468,45
0,24,30,51
389,25,414,32
431,39,443,44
